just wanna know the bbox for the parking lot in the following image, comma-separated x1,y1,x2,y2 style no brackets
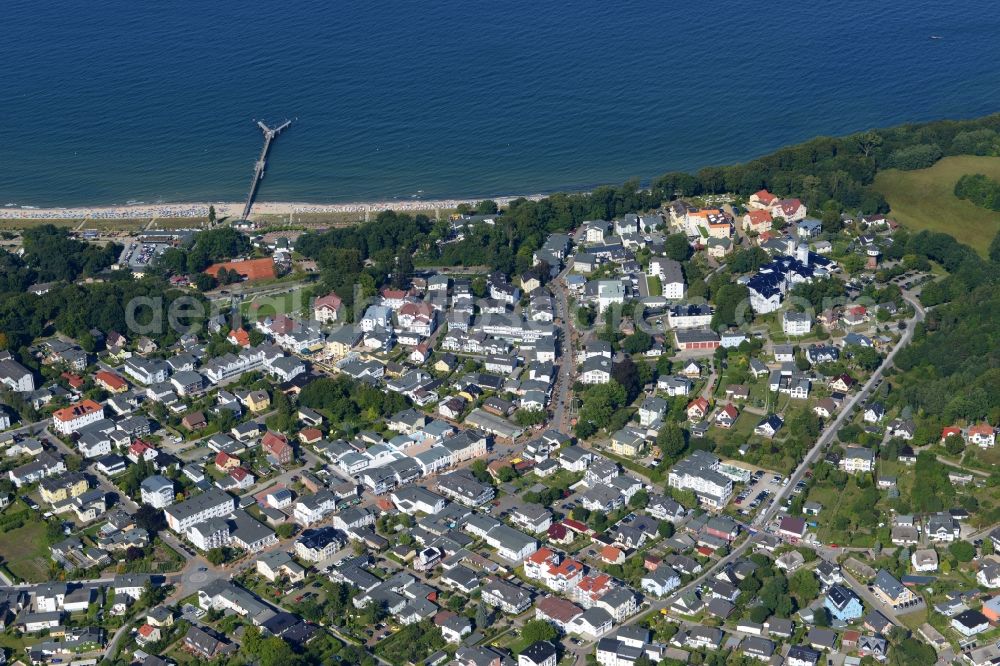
119,240,170,270
731,469,792,520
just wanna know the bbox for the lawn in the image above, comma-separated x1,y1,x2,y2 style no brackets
897,607,928,632
0,217,157,232
647,275,662,297
0,520,51,582
727,410,759,439
873,155,1000,256
80,218,153,231
240,286,311,318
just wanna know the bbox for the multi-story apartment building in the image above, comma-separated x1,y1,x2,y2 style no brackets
667,450,733,509
53,400,105,435
164,488,235,533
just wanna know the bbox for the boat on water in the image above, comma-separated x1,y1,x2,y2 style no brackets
930,35,943,39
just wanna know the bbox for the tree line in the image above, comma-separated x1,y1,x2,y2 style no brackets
292,114,1000,295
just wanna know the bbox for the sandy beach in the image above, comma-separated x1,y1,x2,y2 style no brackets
0,195,546,221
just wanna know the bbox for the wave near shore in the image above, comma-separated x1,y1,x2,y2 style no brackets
0,196,547,221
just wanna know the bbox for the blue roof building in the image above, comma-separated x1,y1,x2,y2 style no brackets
824,584,863,622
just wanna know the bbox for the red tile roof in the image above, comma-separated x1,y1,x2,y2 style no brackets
262,431,288,448
719,404,739,420
61,372,85,389
229,467,250,482
527,547,554,565
95,370,127,391
54,399,102,423
753,189,777,204
535,595,583,623
600,545,624,563
227,328,251,347
775,198,803,216
687,397,709,413
314,292,343,310
299,428,322,443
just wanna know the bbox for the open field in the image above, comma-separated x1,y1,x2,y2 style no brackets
0,217,189,232
78,218,152,231
873,155,1000,256
0,520,51,582
0,217,82,231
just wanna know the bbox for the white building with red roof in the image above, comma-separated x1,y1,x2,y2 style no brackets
524,548,585,593
742,210,773,234
969,424,996,448
748,190,778,210
53,399,104,435
398,301,438,337
313,292,343,323
128,439,159,463
771,198,808,222
262,431,294,465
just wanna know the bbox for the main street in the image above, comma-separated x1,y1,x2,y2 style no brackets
551,259,578,433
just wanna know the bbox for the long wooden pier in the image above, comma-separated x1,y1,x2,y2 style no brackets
241,119,292,221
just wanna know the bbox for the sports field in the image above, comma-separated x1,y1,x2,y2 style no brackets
874,155,1000,256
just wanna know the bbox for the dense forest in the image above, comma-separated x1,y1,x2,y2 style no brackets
654,114,1000,209
954,172,1000,212
158,227,250,274
0,272,205,355
295,211,437,314
297,375,410,431
883,227,997,306
15,224,121,284
0,225,205,356
882,220,1000,431
894,283,1000,426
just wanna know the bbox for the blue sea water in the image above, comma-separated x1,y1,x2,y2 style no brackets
3,0,999,207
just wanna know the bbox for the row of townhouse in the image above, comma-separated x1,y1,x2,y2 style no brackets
318,427,488,488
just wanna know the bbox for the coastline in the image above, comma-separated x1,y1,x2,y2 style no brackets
0,195,548,221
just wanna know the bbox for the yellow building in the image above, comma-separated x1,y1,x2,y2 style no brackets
245,390,271,413
610,429,645,457
40,472,89,504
